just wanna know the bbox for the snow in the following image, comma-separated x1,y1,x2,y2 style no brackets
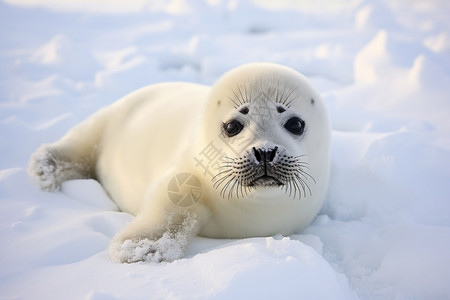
1,0,450,299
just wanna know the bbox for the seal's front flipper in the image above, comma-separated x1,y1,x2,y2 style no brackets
109,211,200,263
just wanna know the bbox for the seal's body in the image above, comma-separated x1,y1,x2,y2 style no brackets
29,63,331,263
96,83,208,216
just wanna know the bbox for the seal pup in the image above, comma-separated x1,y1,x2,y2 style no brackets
28,63,331,263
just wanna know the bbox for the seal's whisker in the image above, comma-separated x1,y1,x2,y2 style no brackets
295,173,312,197
237,86,248,106
278,85,288,106
289,180,297,199
285,179,291,197
236,180,244,199
212,150,316,200
219,178,230,198
237,181,243,199
282,179,288,193
232,89,244,107
227,96,240,108
221,176,236,198
211,169,233,181
288,180,294,198
292,177,303,200
244,85,251,104
281,88,296,108
293,173,307,197
213,173,233,188
211,168,231,180
274,86,281,104
221,157,237,165
294,169,309,182
216,165,234,170
297,168,316,184
293,180,299,199
223,156,236,160
228,179,238,199
241,183,248,198
293,154,308,160
295,164,310,170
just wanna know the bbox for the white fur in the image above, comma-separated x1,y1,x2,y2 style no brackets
28,63,331,263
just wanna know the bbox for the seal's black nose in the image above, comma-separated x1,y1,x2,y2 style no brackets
253,146,278,162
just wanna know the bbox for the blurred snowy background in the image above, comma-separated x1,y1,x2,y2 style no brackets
1,0,450,299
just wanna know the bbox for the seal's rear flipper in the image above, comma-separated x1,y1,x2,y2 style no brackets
28,109,108,191
28,145,93,191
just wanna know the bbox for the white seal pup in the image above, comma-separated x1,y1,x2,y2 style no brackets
28,63,331,263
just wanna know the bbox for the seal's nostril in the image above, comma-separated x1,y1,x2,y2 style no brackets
253,147,262,162
268,146,278,162
254,147,278,162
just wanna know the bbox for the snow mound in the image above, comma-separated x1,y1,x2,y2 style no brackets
184,237,357,299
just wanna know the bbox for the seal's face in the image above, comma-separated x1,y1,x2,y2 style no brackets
203,64,329,201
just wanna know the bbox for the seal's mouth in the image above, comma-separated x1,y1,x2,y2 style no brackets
212,148,314,199
248,175,283,187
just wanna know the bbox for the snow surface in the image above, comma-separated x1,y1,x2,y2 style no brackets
1,0,450,299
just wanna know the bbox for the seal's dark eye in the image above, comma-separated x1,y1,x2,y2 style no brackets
223,119,244,137
284,117,305,136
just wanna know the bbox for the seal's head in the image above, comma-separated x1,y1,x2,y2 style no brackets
201,63,331,202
